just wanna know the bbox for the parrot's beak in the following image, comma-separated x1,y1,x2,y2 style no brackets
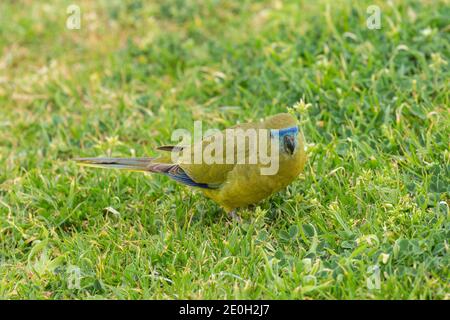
284,135,296,155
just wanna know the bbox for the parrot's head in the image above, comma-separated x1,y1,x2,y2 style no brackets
271,126,299,156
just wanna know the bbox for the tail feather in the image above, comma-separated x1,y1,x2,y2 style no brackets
74,157,155,172
74,157,214,189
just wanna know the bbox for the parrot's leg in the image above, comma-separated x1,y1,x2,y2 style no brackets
228,210,242,222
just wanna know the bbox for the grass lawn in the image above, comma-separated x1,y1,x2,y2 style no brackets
0,0,449,299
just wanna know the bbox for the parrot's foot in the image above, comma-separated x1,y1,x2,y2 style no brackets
228,210,242,223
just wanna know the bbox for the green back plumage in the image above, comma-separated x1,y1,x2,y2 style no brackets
175,113,298,185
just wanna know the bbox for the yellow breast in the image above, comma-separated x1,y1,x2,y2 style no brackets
202,134,306,212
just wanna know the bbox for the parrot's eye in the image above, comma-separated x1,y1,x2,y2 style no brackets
283,135,296,155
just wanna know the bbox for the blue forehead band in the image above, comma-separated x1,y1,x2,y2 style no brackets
270,126,298,137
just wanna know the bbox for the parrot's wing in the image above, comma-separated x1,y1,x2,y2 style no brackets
178,121,264,185
150,163,213,189
157,115,293,186
156,145,186,152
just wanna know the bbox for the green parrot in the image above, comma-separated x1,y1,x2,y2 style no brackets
75,113,307,217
